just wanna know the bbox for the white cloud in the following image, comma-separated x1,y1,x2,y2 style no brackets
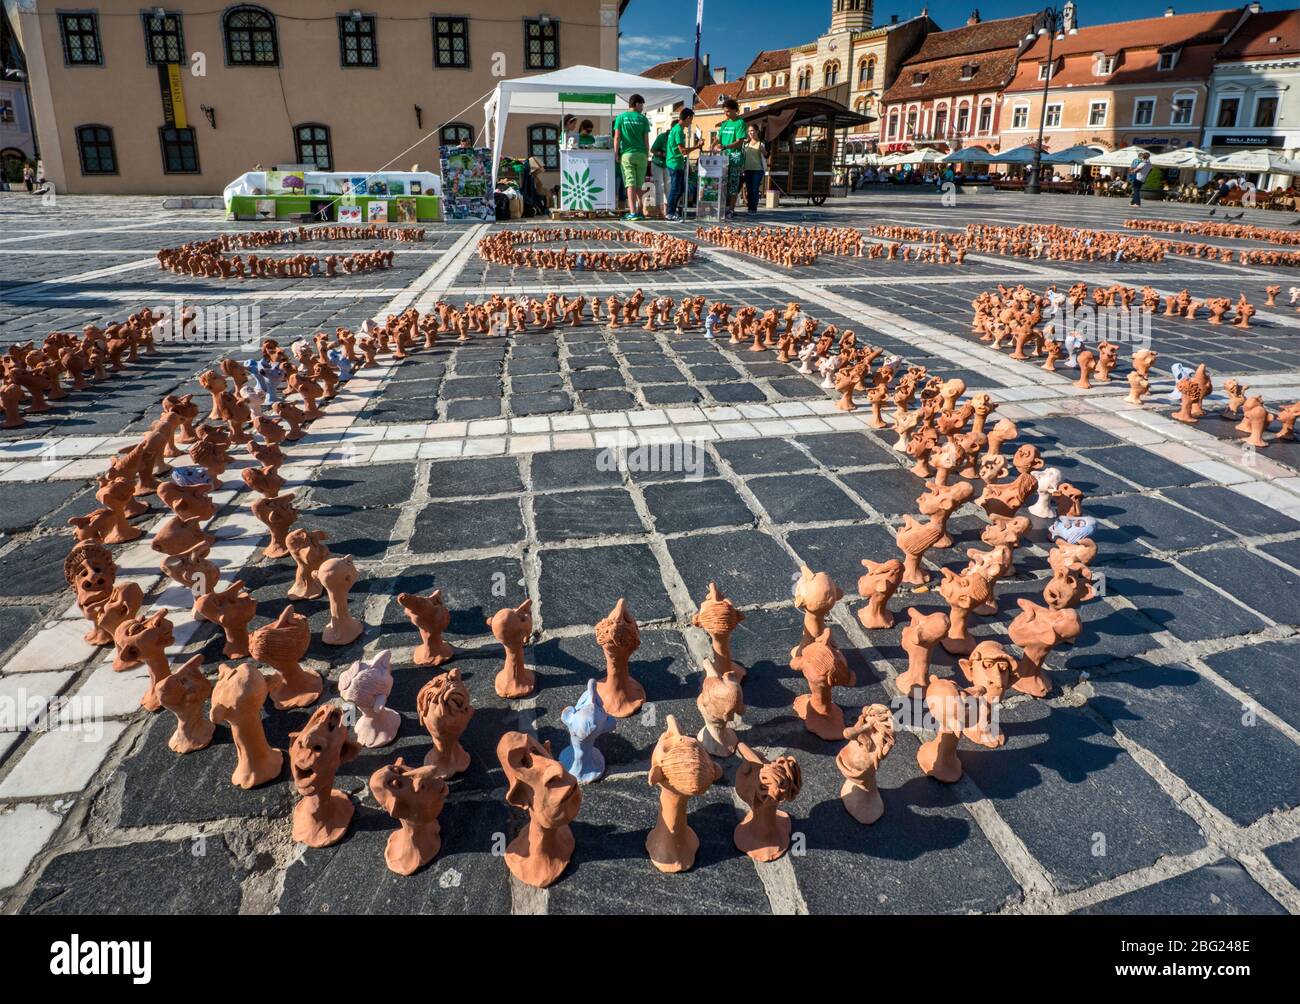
620,34,689,71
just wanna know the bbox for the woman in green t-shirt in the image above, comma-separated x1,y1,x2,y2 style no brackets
716,98,747,219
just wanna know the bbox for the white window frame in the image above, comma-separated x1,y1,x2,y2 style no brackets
1157,50,1178,71
1215,94,1240,128
1087,100,1108,127
1170,90,1196,126
1044,102,1062,127
1037,61,1055,81
775,72,785,86
976,101,993,134
1095,55,1115,76
955,101,971,134
1132,96,1156,127
1011,102,1030,129
1252,92,1281,129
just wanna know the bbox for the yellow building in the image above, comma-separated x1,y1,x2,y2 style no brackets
14,1,624,194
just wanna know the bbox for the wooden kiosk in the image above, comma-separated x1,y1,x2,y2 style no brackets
743,95,873,206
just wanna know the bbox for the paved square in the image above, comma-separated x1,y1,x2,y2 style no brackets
2,190,1300,916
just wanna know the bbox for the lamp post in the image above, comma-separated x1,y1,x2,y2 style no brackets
1024,8,1076,195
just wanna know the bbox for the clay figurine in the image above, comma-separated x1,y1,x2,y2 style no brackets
193,579,257,658
498,731,582,888
733,743,802,861
416,668,474,779
692,581,745,680
856,558,903,630
338,649,399,747
317,555,363,645
894,607,949,694
955,640,1013,748
595,597,646,717
938,567,992,656
489,598,534,698
696,658,745,757
369,757,449,875
916,678,964,783
250,605,323,709
1029,467,1061,519
790,627,854,741
1007,599,1081,698
288,704,360,847
397,588,455,665
285,528,329,600
209,662,284,789
559,678,614,783
836,703,896,824
646,715,722,873
250,493,297,559
156,654,215,754
112,610,175,712
792,565,843,658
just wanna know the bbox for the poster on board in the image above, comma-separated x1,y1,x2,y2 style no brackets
696,155,727,222
439,145,494,221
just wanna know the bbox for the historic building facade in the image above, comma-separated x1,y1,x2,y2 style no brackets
14,1,623,194
878,10,1039,154
1202,7,1300,173
998,6,1250,156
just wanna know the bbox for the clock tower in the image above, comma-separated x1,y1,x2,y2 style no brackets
830,0,873,33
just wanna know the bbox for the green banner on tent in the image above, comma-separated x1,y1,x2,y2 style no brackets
558,92,616,104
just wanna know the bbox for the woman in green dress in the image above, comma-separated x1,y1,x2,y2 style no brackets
716,98,747,220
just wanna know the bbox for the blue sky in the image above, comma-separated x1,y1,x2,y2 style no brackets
619,1,1289,78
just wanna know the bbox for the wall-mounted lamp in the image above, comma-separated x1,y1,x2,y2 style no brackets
154,6,166,18
414,104,423,129
350,9,362,20
200,104,216,129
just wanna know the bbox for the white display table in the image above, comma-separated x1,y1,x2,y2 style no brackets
559,149,616,211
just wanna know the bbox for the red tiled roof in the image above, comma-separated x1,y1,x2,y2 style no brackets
1219,9,1300,60
697,80,743,108
1006,9,1244,93
642,57,694,79
744,48,793,75
905,13,1040,61
882,50,1019,103
1019,8,1242,61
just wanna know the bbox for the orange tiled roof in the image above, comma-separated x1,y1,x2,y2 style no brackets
1019,8,1242,60
744,48,793,75
642,57,695,79
905,13,1040,61
882,50,1020,103
696,79,744,108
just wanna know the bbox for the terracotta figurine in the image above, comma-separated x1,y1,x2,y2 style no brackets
498,731,582,887
209,662,284,789
156,654,215,754
288,703,360,847
397,588,455,665
369,757,449,875
836,703,896,824
646,715,722,873
338,649,399,747
595,597,646,717
416,668,473,779
733,743,802,861
489,598,535,698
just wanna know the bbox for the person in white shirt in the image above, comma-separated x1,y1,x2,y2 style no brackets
1129,152,1153,206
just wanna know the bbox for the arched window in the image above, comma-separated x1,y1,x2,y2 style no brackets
440,122,474,147
294,123,332,169
224,5,278,66
887,111,899,139
935,106,948,137
529,124,560,170
823,61,840,88
75,125,117,175
858,57,875,84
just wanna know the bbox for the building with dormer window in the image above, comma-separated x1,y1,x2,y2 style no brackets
878,10,1040,154
999,5,1250,156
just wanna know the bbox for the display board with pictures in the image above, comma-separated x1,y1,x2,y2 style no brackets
439,145,495,221
696,154,728,222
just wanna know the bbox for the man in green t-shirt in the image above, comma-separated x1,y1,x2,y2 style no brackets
664,107,701,221
613,94,651,221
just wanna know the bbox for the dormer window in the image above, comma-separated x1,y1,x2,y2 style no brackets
959,63,977,79
1095,55,1115,75
748,77,756,91
1038,61,1056,81
911,71,928,85
1158,49,1179,71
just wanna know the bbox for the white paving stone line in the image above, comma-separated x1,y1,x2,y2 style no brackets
4,258,159,299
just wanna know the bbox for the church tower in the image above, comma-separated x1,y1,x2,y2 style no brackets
830,0,873,33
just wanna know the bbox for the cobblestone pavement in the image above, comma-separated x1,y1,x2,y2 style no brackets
2,190,1299,915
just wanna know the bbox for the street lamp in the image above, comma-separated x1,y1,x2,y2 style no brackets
1025,8,1076,195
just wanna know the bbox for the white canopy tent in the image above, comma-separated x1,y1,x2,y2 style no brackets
880,148,946,166
483,65,697,181
1207,149,1300,176
942,146,994,164
1150,146,1217,169
990,145,1043,165
1084,145,1151,168
1043,144,1105,165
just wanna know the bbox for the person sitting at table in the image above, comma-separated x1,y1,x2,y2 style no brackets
578,120,596,148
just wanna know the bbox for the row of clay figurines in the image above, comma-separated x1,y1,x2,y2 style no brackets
2,308,165,430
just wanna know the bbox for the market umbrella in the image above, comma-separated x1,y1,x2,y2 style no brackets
880,148,946,166
1042,144,1105,165
1207,149,1300,176
1083,145,1152,168
1149,146,1216,169
942,146,993,164
990,144,1043,165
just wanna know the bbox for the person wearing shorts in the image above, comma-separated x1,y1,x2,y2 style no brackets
614,94,651,221
650,129,670,213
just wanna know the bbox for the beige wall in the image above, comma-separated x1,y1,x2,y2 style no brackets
22,1,619,194
997,83,1207,153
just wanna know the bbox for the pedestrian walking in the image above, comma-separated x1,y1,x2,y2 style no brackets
742,125,766,214
613,94,651,221
1128,152,1152,207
